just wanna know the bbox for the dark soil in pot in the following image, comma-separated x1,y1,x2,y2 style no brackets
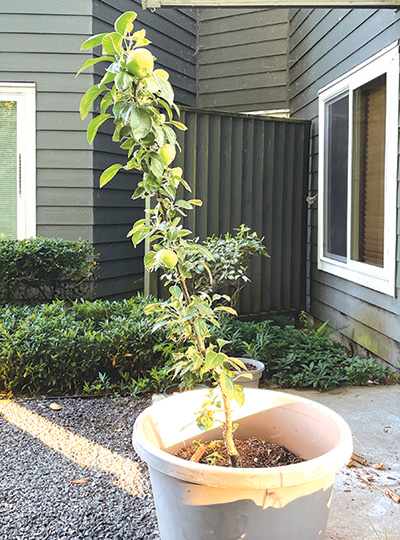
175,437,305,468
230,361,257,372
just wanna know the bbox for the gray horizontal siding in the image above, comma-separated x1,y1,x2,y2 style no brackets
0,34,88,54
96,273,144,299
1,0,92,15
92,0,197,298
311,300,400,369
289,7,400,368
0,3,95,243
198,7,290,113
0,14,92,34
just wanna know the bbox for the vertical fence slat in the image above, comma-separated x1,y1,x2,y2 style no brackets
261,121,275,314
292,122,309,311
270,122,285,311
208,115,221,235
282,123,295,311
249,119,264,316
219,116,232,234
230,117,244,232
195,113,209,240
182,110,197,236
239,118,254,315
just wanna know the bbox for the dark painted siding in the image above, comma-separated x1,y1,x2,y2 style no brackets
288,8,400,368
197,7,290,113
0,1,197,298
92,0,197,298
151,108,310,316
0,0,95,242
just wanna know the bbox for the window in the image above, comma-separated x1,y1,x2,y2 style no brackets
318,43,399,296
0,84,36,240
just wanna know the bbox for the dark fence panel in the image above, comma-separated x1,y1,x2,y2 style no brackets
150,107,310,316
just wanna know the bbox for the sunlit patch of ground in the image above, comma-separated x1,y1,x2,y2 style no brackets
0,400,145,497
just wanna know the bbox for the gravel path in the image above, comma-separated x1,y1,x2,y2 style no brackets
0,396,159,540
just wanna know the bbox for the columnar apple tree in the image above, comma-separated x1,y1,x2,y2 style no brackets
78,11,248,467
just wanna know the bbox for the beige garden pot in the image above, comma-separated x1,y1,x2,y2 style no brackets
232,357,265,388
133,388,352,540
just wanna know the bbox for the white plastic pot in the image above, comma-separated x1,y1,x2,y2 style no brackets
232,357,265,388
133,388,352,540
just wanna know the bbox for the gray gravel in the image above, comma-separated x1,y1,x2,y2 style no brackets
0,396,159,540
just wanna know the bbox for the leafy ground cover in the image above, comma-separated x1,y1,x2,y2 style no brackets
0,299,392,396
211,315,391,390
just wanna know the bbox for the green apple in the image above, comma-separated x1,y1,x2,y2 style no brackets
159,144,176,167
155,248,178,269
126,48,154,79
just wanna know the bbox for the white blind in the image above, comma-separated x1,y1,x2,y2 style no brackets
0,101,17,239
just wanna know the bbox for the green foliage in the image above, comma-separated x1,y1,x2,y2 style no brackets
0,296,168,395
211,317,391,391
0,297,391,396
83,364,174,397
0,237,97,303
170,225,269,307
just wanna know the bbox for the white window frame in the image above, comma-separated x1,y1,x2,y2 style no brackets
318,42,399,296
0,83,36,239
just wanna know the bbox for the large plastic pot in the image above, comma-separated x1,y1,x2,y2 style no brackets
133,388,352,540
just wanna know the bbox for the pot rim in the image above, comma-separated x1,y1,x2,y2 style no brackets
163,383,209,397
232,357,265,373
133,388,353,489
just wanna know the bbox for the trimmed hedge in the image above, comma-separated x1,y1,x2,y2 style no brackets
0,237,97,303
0,296,167,395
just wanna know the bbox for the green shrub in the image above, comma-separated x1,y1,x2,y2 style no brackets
184,225,269,307
0,296,168,395
0,237,97,303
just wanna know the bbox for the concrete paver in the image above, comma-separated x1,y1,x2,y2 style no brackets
284,386,400,540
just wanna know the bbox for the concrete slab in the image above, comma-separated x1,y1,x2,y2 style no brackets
283,386,400,540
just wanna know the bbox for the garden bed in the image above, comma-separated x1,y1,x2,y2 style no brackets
0,298,393,397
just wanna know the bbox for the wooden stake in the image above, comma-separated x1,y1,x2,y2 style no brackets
351,452,369,466
190,444,207,463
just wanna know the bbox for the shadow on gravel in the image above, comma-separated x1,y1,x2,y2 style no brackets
0,398,159,539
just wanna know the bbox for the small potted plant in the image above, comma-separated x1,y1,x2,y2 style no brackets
78,12,352,540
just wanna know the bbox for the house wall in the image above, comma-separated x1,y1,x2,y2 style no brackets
0,0,197,299
288,7,400,368
0,0,96,243
197,7,290,113
92,0,197,298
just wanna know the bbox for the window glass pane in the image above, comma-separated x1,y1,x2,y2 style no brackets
0,100,17,239
324,93,349,260
351,74,386,267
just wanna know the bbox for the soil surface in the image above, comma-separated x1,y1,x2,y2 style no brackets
231,361,256,372
175,437,305,468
